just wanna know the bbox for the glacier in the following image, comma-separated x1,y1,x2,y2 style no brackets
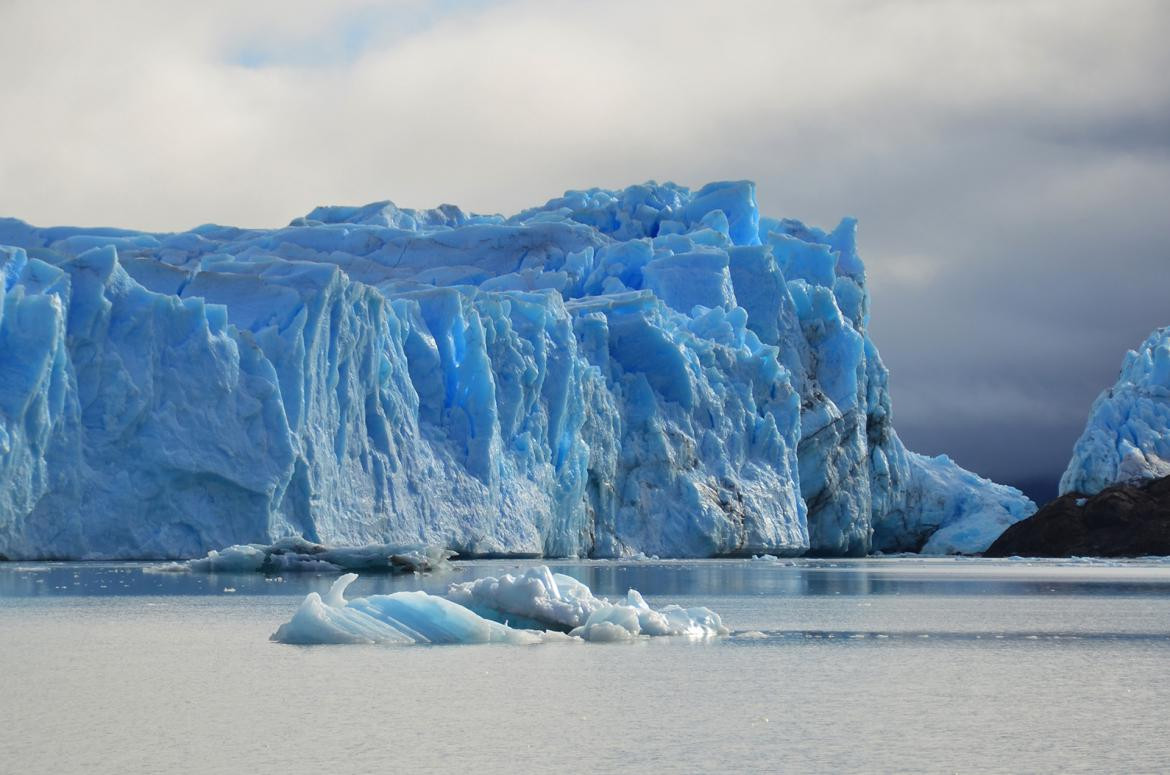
0,181,1033,560
270,565,728,645
1061,326,1170,495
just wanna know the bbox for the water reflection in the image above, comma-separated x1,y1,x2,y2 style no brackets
541,560,1170,599
2,558,1169,600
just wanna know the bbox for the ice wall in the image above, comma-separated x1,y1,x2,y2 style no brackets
1060,326,1170,495
0,181,1032,559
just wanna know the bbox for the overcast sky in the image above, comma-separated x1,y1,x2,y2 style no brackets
2,0,1167,499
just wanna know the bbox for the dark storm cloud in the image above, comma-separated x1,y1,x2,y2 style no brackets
1,0,1166,499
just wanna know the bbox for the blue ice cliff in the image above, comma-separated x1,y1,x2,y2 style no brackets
1061,326,1170,495
0,182,1034,560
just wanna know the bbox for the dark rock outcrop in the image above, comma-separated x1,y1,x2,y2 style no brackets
984,475,1170,557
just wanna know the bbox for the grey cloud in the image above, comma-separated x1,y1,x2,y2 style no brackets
1,0,1166,499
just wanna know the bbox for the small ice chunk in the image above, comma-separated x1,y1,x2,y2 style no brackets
188,545,267,573
447,565,728,642
446,565,604,631
142,562,189,574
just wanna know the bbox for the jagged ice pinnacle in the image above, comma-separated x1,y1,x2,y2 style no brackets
1061,326,1170,495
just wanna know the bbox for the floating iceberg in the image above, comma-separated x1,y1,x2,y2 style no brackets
0,181,1033,559
271,565,727,645
1061,327,1170,495
157,539,454,574
272,573,549,645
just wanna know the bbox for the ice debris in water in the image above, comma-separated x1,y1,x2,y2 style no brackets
271,565,728,645
156,538,454,574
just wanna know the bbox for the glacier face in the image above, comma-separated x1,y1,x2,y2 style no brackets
1061,326,1170,495
0,181,1033,560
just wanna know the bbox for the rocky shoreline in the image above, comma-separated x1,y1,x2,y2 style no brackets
985,475,1170,558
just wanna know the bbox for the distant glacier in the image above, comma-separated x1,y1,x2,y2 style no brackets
0,181,1033,560
1061,326,1170,495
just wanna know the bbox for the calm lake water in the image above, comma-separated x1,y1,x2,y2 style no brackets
2,557,1168,773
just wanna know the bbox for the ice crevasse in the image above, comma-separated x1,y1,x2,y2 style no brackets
0,181,1034,560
